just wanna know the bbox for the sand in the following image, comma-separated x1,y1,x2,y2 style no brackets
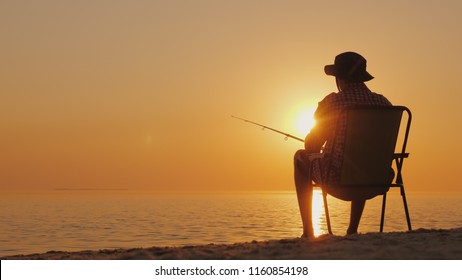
2,228,462,260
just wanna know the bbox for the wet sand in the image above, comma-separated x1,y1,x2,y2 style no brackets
2,228,461,260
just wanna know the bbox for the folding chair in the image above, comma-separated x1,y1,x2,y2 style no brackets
310,105,412,234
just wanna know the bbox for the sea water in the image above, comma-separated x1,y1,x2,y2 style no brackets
0,191,461,257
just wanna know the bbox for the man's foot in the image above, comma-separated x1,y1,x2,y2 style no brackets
346,228,358,235
300,229,315,239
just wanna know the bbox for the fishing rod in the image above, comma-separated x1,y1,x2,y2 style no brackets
231,115,304,142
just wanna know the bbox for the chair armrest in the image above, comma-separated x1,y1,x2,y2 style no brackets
308,153,324,161
393,153,409,159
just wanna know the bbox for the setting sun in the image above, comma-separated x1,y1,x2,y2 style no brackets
2,0,462,267
294,107,316,136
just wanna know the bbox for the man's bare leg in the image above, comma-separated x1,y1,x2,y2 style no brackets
346,200,366,235
294,150,314,238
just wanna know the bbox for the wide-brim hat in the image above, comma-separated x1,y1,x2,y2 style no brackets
324,52,374,82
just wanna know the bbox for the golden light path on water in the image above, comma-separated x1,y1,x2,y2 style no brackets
312,189,326,237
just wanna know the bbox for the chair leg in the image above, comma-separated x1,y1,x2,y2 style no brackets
380,193,387,232
400,186,412,231
322,189,333,235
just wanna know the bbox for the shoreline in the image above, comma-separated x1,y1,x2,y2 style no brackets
2,228,462,260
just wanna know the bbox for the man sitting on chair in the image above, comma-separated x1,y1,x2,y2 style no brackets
294,51,392,238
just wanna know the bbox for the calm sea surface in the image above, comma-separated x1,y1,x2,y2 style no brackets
1,191,461,257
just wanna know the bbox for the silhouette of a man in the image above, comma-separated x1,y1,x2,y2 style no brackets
294,52,392,238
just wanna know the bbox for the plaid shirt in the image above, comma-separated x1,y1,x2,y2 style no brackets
306,83,392,183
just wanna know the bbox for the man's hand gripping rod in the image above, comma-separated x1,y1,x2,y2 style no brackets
231,115,304,142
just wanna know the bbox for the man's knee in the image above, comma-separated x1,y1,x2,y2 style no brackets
294,149,306,164
294,149,311,175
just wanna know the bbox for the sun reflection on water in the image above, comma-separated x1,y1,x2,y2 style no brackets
2,191,455,256
312,189,326,237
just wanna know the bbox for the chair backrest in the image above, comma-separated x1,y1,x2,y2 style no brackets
337,106,405,186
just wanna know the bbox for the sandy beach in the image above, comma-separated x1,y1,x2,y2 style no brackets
2,228,461,260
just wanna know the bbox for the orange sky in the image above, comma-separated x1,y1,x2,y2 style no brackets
1,0,462,196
